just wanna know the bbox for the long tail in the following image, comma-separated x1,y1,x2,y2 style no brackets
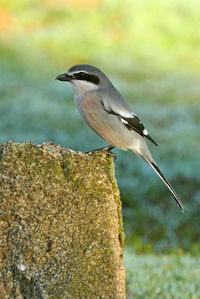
144,158,185,211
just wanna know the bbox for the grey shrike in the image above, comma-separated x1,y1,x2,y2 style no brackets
56,64,184,210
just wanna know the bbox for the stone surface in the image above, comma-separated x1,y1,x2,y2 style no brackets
0,141,125,299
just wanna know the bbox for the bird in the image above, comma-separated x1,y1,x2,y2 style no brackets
56,64,184,210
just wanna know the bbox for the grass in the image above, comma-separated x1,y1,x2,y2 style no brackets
124,248,200,298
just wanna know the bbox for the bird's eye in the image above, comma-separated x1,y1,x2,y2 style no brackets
78,72,86,79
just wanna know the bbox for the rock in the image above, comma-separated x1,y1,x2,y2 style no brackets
0,141,125,299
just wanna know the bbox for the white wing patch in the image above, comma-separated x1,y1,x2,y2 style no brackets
116,109,133,119
143,128,149,136
120,117,129,125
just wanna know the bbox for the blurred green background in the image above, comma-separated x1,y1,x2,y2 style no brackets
0,0,200,297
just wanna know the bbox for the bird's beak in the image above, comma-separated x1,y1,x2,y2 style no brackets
56,73,73,81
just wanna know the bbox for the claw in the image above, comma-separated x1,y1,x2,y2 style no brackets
106,151,117,159
85,145,116,159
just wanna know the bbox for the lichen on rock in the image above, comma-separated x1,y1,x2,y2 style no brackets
0,141,125,299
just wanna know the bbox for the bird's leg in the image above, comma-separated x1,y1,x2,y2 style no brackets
85,145,116,159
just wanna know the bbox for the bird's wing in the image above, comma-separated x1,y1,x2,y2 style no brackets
100,98,158,146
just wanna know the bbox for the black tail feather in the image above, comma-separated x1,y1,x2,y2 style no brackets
145,158,185,211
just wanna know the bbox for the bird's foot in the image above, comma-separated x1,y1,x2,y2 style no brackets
85,145,116,159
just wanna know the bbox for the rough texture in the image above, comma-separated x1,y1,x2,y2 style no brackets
0,141,125,299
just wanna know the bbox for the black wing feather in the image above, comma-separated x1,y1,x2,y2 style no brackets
101,101,158,146
123,116,158,146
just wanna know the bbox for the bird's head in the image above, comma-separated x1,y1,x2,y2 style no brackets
56,64,109,94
